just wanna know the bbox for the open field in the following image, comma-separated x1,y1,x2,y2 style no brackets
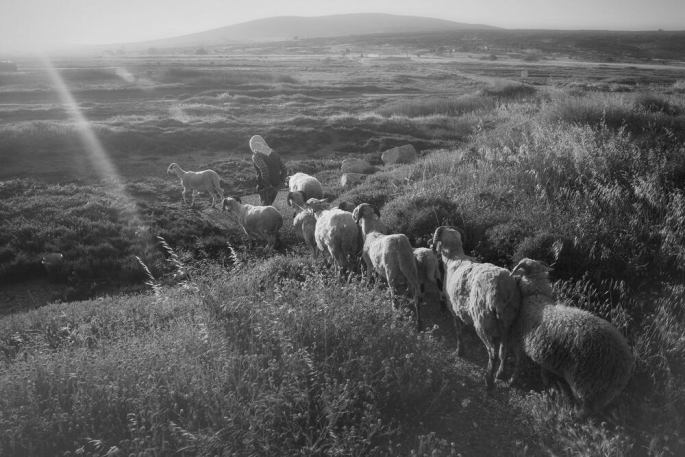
2,31,685,456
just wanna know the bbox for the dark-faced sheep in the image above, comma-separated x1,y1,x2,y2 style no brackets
509,258,634,415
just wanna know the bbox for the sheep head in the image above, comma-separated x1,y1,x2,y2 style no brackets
306,198,330,213
336,201,355,212
287,191,307,210
221,197,241,213
432,226,467,259
351,203,376,224
167,163,179,174
511,258,553,278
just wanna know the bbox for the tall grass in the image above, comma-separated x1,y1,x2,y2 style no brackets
0,255,452,456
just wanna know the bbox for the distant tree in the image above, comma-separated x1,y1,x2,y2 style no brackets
195,48,208,55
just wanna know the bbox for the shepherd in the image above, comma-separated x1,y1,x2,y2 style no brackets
249,135,287,206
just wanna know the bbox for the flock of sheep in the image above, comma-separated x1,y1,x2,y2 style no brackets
167,163,634,418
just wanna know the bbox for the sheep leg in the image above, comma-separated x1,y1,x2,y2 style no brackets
413,288,423,332
476,329,498,391
509,346,525,386
495,331,509,380
182,189,190,204
452,316,465,357
436,277,447,312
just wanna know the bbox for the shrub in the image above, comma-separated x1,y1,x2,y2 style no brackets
381,195,463,246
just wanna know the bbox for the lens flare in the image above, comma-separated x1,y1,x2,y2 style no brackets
41,56,146,233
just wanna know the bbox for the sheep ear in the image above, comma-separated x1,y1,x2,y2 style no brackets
234,196,242,204
286,192,294,207
352,206,360,223
539,261,553,272
511,259,528,275
432,226,445,251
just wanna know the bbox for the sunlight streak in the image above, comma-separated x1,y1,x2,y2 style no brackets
41,56,146,232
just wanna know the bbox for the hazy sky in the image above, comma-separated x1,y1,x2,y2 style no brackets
1,0,684,52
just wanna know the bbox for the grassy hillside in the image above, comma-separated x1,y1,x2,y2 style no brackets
2,48,685,455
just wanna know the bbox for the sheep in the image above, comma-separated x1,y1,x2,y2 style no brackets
286,173,324,215
432,226,521,391
293,209,318,258
167,163,224,207
306,198,360,279
336,201,356,212
354,203,422,331
509,258,634,415
222,196,283,252
413,247,446,311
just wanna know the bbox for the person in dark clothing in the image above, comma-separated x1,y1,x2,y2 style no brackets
249,135,287,205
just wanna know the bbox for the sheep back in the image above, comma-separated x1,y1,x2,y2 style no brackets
240,205,283,237
365,233,417,289
511,297,633,413
446,261,520,336
289,172,324,200
314,209,358,267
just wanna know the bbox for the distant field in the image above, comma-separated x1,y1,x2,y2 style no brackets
3,33,685,456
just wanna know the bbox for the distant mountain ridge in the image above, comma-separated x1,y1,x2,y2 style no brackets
136,13,500,48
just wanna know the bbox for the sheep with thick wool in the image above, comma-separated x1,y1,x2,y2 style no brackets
222,196,283,252
306,198,360,278
432,226,521,390
286,173,324,215
413,247,446,311
167,163,224,207
509,258,634,415
354,203,423,331
293,209,318,258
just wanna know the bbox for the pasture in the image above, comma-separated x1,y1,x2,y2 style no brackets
2,32,685,455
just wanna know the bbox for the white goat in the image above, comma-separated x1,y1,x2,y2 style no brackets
167,163,224,207
287,173,324,215
432,226,521,390
354,203,423,331
306,198,360,278
413,247,446,311
293,209,318,258
509,258,634,415
222,196,283,252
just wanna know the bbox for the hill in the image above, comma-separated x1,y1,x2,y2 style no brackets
130,13,499,48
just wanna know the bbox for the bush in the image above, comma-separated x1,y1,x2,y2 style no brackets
381,195,463,246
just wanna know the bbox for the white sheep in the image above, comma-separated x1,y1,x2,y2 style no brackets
167,163,224,207
354,203,423,331
286,173,324,215
413,247,446,311
509,258,634,415
432,226,521,390
306,198,360,279
222,196,283,252
293,209,318,258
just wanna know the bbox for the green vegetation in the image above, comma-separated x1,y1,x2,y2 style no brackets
2,50,685,455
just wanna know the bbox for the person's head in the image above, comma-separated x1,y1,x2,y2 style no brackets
250,135,273,155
